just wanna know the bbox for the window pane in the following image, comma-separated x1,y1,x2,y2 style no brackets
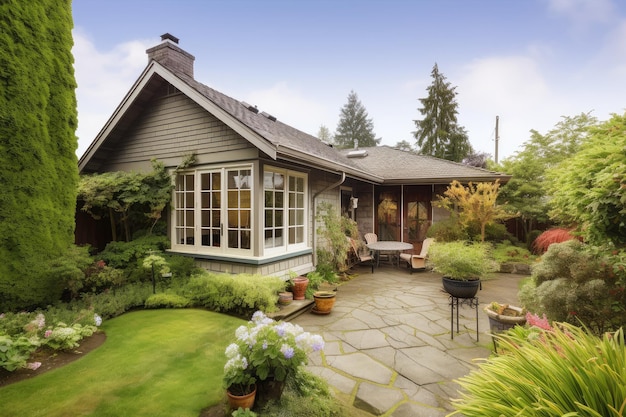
265,191,273,208
201,211,209,227
185,192,194,208
240,190,251,209
241,230,250,249
275,191,284,208
185,175,194,190
275,210,283,227
228,210,238,228
212,173,221,190
201,193,210,208
228,230,238,248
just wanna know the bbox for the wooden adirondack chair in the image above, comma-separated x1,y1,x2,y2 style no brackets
399,238,434,274
347,237,374,273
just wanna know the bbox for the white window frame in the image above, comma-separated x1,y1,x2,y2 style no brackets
263,166,308,256
171,164,254,256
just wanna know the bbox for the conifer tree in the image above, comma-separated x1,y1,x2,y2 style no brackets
414,63,471,162
334,91,380,149
0,0,78,309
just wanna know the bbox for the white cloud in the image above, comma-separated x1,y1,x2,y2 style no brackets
456,55,564,160
546,0,614,26
72,29,155,156
245,82,330,136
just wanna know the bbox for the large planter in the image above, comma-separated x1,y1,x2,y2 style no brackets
484,304,526,333
291,277,309,300
312,291,336,314
442,277,481,299
256,377,285,407
226,384,256,410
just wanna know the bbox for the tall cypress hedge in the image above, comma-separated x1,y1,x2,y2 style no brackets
0,0,78,310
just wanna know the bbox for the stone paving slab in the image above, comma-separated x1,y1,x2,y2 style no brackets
292,267,525,416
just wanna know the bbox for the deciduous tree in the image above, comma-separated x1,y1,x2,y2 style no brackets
496,113,597,241
547,112,626,246
317,125,333,144
436,180,516,242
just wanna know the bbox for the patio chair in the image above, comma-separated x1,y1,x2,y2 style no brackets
347,236,374,273
364,233,390,266
399,238,434,274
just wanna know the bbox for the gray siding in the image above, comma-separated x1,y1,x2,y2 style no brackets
102,92,257,171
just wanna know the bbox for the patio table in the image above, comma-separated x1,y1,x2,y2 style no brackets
366,241,413,268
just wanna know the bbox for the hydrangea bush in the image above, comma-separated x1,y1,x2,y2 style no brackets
0,311,102,372
223,311,324,395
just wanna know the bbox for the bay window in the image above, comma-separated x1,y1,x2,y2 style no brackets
172,164,307,258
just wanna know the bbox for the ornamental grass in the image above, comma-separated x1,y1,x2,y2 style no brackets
450,322,626,416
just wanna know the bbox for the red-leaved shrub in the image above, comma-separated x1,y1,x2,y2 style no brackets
532,228,578,254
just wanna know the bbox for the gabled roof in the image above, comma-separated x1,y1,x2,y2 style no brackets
339,146,511,184
79,38,510,185
78,60,380,181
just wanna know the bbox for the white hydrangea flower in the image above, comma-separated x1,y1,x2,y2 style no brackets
225,343,240,359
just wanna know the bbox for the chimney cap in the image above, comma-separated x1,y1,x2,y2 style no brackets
160,33,179,44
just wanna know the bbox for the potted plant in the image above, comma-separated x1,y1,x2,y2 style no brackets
224,311,324,405
484,302,527,333
223,348,257,410
288,271,308,300
427,241,497,298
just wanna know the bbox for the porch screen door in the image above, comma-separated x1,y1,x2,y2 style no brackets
403,187,431,248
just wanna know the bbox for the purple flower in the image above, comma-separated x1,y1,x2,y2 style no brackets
280,344,294,359
44,330,52,338
310,335,324,352
275,323,287,337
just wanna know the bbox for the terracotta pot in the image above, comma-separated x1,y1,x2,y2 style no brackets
226,384,256,410
278,291,293,305
291,277,309,300
313,291,336,313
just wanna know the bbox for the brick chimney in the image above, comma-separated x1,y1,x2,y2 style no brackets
146,33,195,78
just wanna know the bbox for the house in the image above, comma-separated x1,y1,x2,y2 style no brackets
78,34,510,278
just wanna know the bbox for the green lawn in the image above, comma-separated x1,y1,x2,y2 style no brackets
0,309,243,417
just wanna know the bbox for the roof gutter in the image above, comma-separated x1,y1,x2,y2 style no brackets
312,171,346,267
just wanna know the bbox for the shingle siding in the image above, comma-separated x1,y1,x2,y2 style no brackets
100,93,256,171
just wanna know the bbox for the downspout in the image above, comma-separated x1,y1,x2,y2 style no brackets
312,171,346,266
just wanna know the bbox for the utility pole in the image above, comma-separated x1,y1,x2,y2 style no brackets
495,116,500,164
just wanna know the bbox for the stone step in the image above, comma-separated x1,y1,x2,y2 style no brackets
267,299,314,321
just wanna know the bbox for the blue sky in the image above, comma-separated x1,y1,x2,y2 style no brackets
72,0,626,161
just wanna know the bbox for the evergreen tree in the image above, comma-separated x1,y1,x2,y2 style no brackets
413,63,471,162
334,90,380,149
0,0,78,309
